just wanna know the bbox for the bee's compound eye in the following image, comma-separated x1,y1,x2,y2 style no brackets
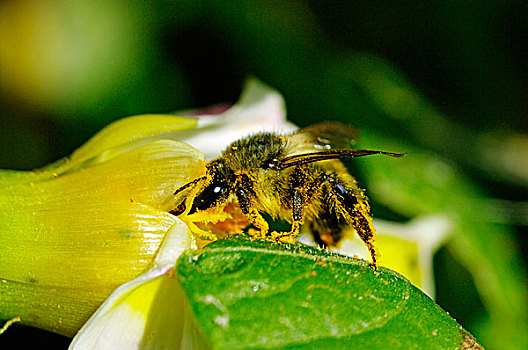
190,183,228,213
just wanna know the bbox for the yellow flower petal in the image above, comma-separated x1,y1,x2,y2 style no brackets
0,78,296,339
69,115,197,168
0,140,204,336
70,220,207,349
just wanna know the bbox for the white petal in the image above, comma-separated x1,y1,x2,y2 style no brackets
175,78,297,160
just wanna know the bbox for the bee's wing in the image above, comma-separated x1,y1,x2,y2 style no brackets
267,149,405,170
296,122,360,150
271,122,404,170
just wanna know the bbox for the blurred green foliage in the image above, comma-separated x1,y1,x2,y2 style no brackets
1,1,527,349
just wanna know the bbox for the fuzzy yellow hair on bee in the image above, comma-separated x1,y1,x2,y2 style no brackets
171,122,404,268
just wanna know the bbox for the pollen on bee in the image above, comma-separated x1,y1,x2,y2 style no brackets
171,122,403,268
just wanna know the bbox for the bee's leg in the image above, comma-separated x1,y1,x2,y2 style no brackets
236,188,269,237
327,178,380,269
271,187,304,243
234,174,269,238
277,166,325,241
351,210,379,269
290,188,304,235
186,221,218,242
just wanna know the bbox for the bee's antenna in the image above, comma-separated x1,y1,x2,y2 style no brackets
173,175,208,196
266,150,405,170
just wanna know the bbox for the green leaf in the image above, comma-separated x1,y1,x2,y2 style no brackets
177,237,480,349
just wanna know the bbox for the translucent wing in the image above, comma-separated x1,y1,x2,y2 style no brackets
296,122,360,150
266,122,404,170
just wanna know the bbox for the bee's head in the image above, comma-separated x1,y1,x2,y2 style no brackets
188,160,233,214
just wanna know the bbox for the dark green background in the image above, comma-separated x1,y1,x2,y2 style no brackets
1,1,526,348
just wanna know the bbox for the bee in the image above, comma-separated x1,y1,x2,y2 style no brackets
170,122,404,268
